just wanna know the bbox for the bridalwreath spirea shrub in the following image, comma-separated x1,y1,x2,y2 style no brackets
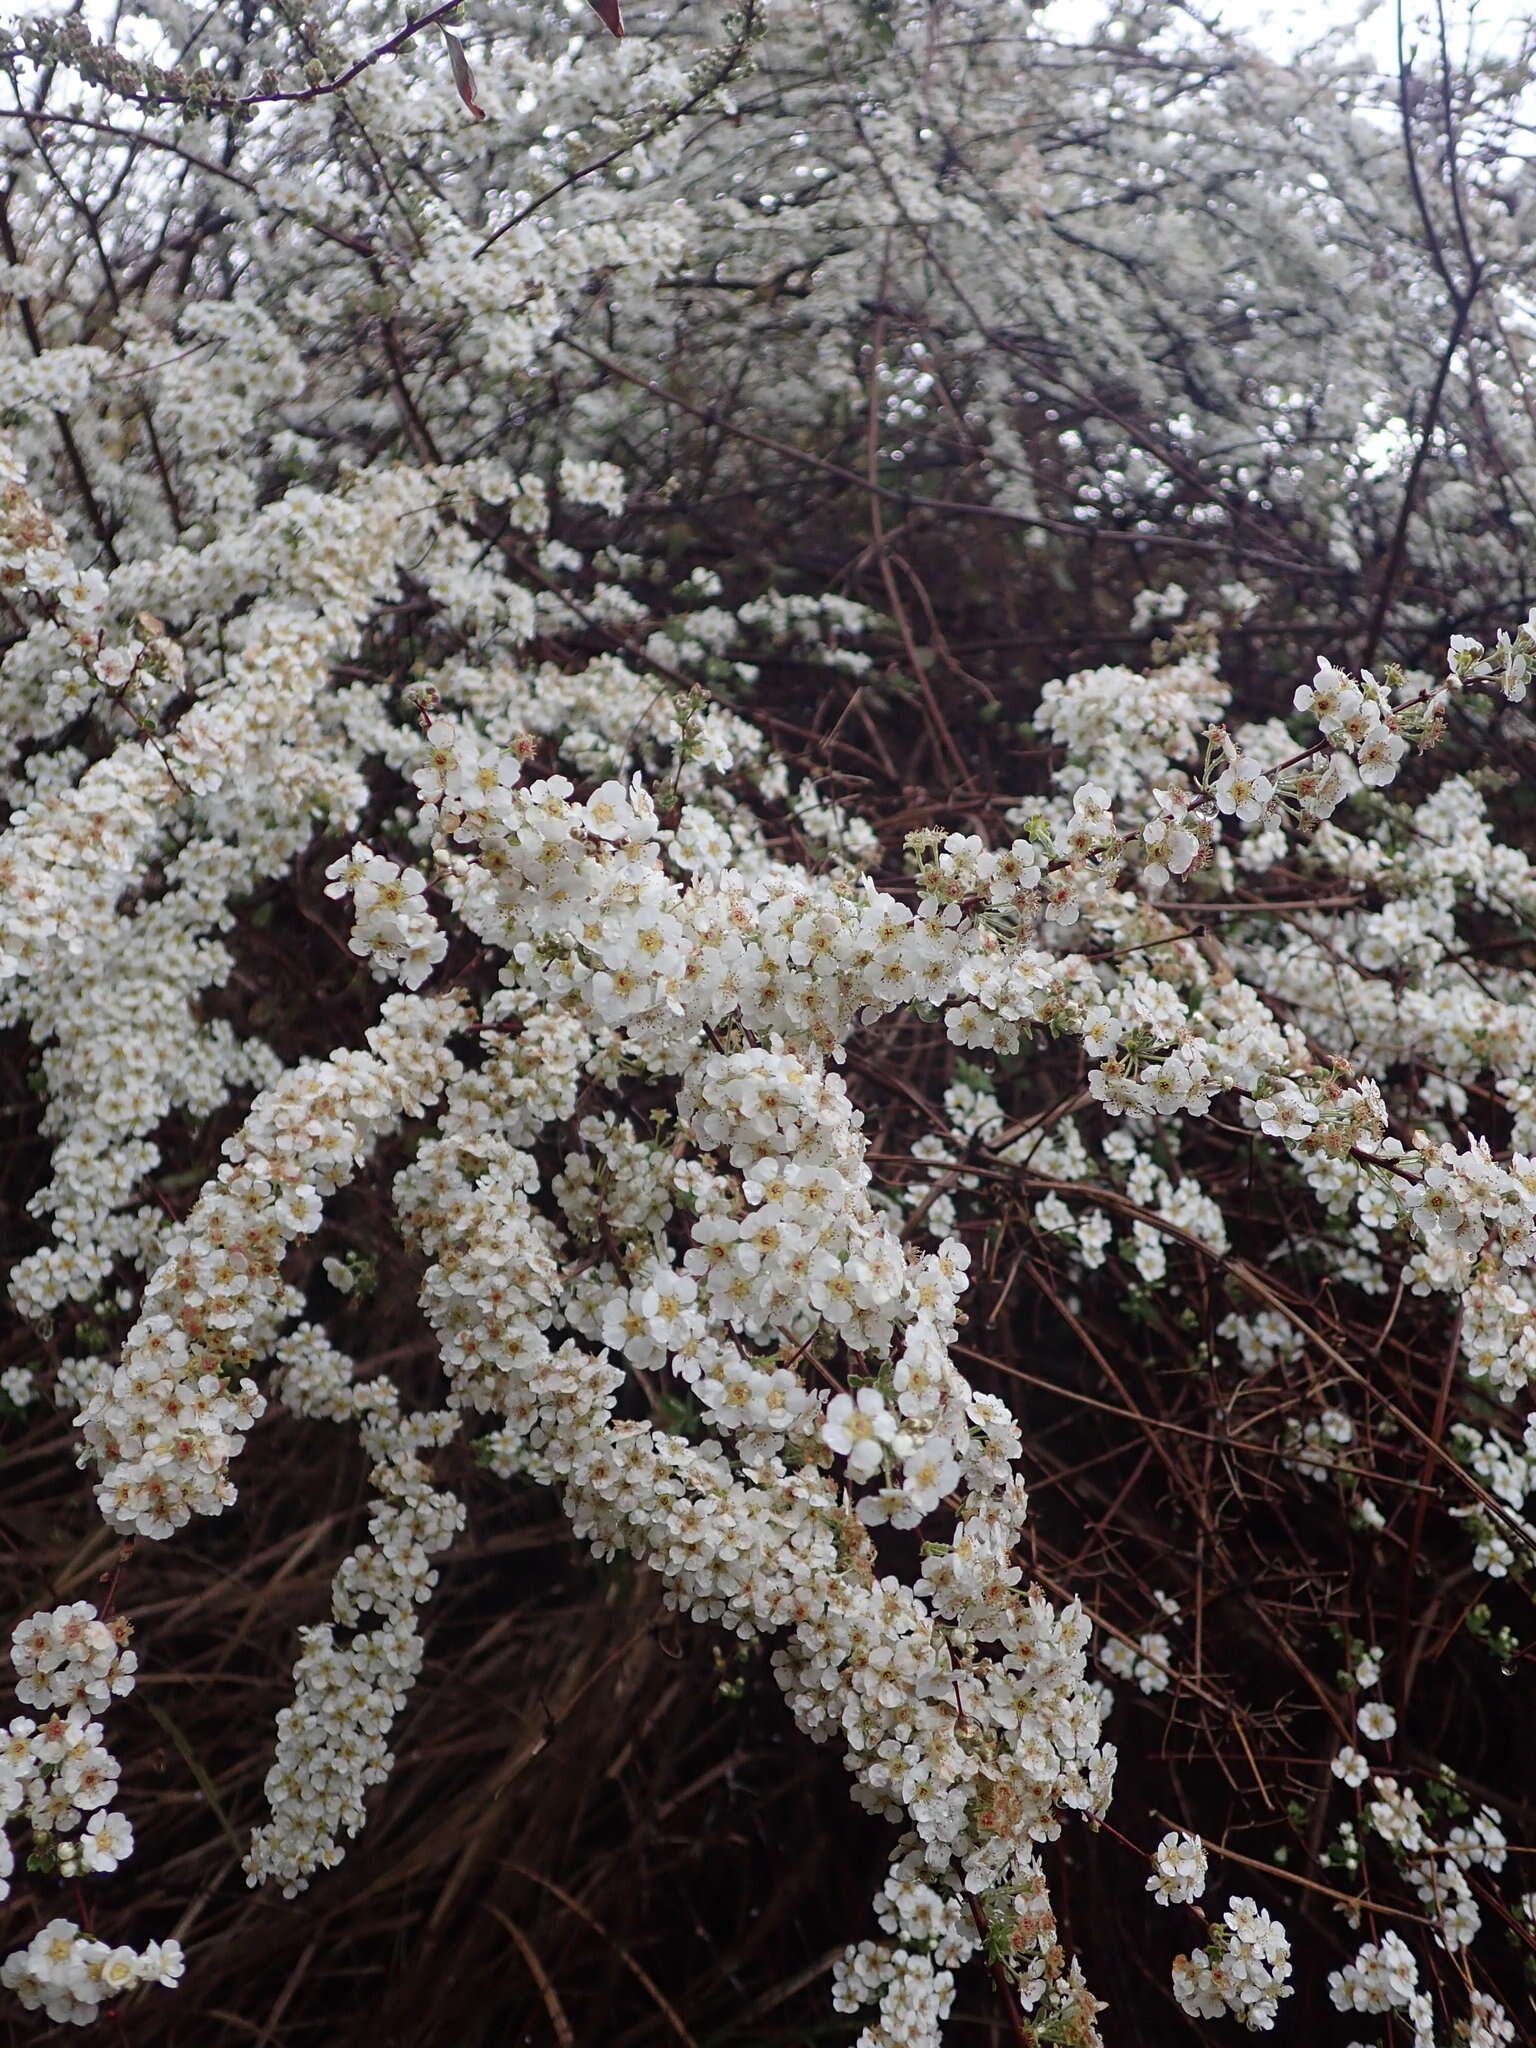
3,0,1536,2040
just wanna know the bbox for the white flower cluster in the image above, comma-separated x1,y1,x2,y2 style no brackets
24,597,1530,2028
1033,651,1227,813
1102,1631,1174,1696
1447,1421,1536,1576
1,1921,183,2031
8,1601,136,1717
1129,582,1188,633
1448,613,1536,700
0,447,480,1326
0,1364,37,1409
361,836,1117,2034
1171,1895,1293,2031
5,243,1536,2036
74,993,464,1538
11,2,1536,2033
323,844,448,989
1361,1775,1508,1953
833,1939,958,2048
1,1603,181,2026
1294,660,1412,788
1328,1929,1424,2027
1403,1136,1536,1269
1218,1309,1304,1377
1147,1830,1207,1906
558,457,626,515
244,1326,465,1895
1286,1404,1356,1483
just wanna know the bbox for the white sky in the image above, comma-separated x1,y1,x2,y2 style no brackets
1036,0,1530,71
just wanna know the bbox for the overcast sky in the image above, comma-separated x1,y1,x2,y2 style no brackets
1036,0,1529,71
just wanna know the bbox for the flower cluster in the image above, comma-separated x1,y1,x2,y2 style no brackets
1328,1930,1423,2025
73,994,463,1538
11,562,1536,2029
9,1603,136,1718
1170,1896,1293,2032
1,1922,183,2031
1147,1831,1208,1907
244,1327,464,1895
1,1604,181,2026
10,0,1536,2031
323,845,448,990
384,979,1116,2038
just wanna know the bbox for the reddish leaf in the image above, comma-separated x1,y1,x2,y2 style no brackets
585,0,625,38
441,28,486,121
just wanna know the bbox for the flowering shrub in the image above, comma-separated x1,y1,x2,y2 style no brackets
4,0,1536,2040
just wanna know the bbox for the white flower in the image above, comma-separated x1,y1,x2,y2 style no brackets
1331,1744,1369,1787
583,778,648,842
899,1434,962,1515
1356,722,1408,786
79,1810,133,1873
1439,1895,1480,1950
321,1255,356,1295
137,1939,186,1988
1212,756,1276,824
822,1387,898,1481
1255,1086,1319,1140
559,458,626,514
1357,1701,1397,1743
0,1366,36,1409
